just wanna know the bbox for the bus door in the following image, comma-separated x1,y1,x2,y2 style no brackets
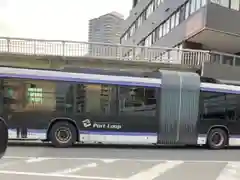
157,70,200,145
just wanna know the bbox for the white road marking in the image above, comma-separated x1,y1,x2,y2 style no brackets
216,162,240,180
101,159,117,163
126,160,183,180
0,170,124,180
3,156,240,163
0,161,21,169
25,157,50,163
51,163,97,174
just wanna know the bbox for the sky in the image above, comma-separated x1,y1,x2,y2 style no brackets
0,0,131,41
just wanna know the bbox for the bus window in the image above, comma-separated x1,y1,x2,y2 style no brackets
200,91,226,119
225,94,240,120
83,83,118,115
119,86,156,116
200,91,240,120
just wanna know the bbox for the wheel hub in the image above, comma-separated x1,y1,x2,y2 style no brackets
211,132,223,146
55,127,72,143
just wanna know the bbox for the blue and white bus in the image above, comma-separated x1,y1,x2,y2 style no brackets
0,66,239,149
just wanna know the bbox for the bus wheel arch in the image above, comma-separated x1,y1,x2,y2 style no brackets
206,126,229,150
47,118,78,148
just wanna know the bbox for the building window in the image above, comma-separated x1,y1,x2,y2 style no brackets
163,21,167,36
179,5,186,22
157,0,163,7
170,14,176,29
165,19,170,34
190,0,196,14
196,0,201,10
154,28,159,42
135,19,139,29
130,25,136,37
211,0,230,7
124,34,128,41
158,25,163,38
146,2,154,19
185,1,190,19
201,0,207,6
221,0,230,7
175,11,180,26
145,34,152,47
231,0,239,10
138,15,143,27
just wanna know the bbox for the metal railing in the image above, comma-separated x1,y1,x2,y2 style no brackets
209,51,240,67
0,37,211,68
1,37,240,69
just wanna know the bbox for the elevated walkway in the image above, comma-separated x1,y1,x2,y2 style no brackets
0,37,239,81
0,37,208,72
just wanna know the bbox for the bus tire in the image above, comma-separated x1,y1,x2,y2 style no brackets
207,128,227,150
49,121,77,148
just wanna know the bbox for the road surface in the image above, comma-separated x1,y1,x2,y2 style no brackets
0,143,240,180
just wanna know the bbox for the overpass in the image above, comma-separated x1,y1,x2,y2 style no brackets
0,37,240,81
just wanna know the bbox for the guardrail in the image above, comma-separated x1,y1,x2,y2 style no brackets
0,37,211,68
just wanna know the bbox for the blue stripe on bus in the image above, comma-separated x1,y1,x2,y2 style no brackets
9,129,157,136
27,129,47,133
0,74,159,88
8,129,47,133
200,87,240,94
79,130,157,136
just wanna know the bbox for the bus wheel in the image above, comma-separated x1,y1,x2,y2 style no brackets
207,128,227,150
49,122,77,148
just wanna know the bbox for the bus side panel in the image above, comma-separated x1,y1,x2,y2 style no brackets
2,78,78,140
198,91,240,146
77,84,158,145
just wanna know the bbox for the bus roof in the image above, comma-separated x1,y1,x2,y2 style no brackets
0,67,160,87
0,67,240,94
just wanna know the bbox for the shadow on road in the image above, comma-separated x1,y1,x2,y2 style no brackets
7,142,240,150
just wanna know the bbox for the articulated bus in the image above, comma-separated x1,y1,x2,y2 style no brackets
0,66,240,149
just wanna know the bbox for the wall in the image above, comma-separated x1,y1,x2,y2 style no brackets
203,63,240,81
206,3,240,36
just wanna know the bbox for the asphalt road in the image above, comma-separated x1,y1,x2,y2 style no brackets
0,143,240,180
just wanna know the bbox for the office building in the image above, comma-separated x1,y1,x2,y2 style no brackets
120,0,240,81
121,0,240,55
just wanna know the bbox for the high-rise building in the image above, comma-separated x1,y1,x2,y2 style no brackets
88,11,124,44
